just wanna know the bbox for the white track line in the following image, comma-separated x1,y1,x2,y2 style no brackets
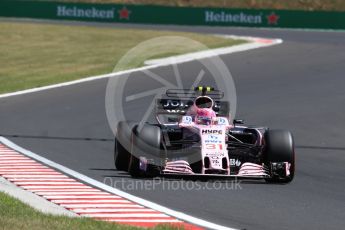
0,36,282,100
0,137,238,230
145,36,282,66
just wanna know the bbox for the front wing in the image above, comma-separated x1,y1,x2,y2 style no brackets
161,160,270,179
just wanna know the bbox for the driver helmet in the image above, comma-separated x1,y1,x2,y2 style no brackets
195,108,216,125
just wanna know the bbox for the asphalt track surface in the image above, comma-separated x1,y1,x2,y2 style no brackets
1,20,345,230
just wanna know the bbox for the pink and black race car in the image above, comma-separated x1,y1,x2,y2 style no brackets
114,87,295,183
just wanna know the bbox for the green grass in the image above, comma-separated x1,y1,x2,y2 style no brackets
0,191,180,230
36,0,345,11
0,21,245,94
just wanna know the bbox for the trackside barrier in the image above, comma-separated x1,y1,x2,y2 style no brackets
1,1,345,30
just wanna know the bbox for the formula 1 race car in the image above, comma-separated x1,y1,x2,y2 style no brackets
114,87,295,183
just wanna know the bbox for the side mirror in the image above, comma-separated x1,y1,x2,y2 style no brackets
233,119,244,125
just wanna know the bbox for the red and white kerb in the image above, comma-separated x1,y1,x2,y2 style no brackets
0,144,201,229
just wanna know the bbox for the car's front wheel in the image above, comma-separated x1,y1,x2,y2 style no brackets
264,129,295,183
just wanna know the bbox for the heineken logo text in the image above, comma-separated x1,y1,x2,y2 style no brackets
205,11,262,24
57,5,115,19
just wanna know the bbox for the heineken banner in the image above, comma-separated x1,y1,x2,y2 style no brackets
1,0,345,30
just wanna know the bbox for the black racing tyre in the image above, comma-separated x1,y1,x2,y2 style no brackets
114,138,130,171
264,129,295,183
128,124,162,178
114,121,136,171
128,154,143,178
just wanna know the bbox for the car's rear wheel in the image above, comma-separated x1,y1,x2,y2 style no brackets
114,121,135,171
128,124,161,178
264,129,295,183
128,154,142,177
114,138,130,171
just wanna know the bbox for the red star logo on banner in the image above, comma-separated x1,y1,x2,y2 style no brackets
266,12,279,25
118,6,131,20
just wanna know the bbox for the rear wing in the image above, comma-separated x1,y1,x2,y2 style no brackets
156,99,230,116
165,87,224,99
